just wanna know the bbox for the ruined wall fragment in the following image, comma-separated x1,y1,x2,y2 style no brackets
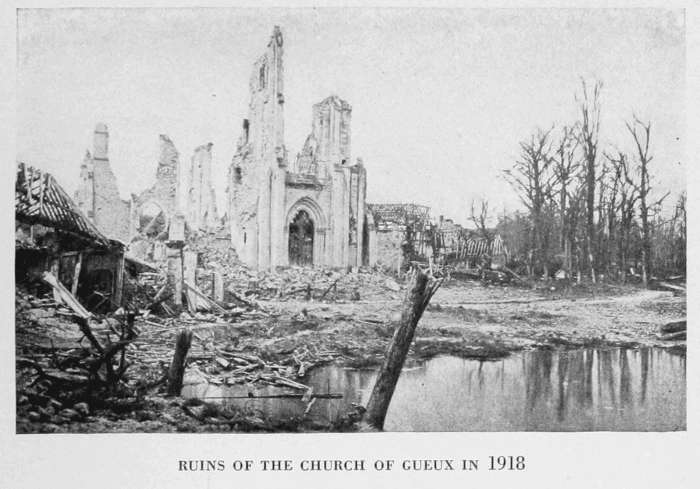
74,123,132,243
293,95,352,177
135,134,181,235
186,142,219,232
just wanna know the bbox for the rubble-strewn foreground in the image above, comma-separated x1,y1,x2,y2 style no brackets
15,260,685,433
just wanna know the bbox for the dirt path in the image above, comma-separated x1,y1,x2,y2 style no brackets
250,280,685,366
420,285,684,351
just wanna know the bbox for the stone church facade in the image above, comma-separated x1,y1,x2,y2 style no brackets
227,26,369,269
76,26,377,270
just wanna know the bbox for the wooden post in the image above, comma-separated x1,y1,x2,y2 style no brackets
167,329,193,396
166,249,183,306
113,254,125,307
361,269,442,431
71,252,83,296
183,250,198,310
213,271,224,302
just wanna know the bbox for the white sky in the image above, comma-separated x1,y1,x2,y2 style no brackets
16,8,685,226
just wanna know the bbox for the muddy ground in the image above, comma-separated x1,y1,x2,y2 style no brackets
16,275,685,433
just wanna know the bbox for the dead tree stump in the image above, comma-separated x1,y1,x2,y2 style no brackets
167,329,193,396
362,269,442,431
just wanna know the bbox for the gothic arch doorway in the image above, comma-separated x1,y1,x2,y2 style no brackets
288,210,314,266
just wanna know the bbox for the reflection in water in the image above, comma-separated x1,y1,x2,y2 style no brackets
184,347,685,432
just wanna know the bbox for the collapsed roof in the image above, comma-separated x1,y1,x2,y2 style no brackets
367,203,431,227
15,162,122,250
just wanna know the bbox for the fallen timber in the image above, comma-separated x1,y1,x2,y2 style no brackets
660,319,686,334
192,393,342,400
361,269,442,431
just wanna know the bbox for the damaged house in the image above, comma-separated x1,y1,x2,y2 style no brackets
227,26,369,269
16,162,126,312
366,203,432,270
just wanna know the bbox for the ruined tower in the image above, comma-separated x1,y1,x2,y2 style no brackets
74,123,133,243
312,95,352,175
228,26,287,268
227,27,369,270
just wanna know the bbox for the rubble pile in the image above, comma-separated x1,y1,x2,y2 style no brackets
15,287,140,431
185,234,403,304
122,270,168,311
15,224,413,433
232,267,400,302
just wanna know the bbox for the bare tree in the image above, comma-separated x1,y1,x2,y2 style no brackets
551,125,581,276
625,116,667,286
674,192,687,273
469,198,493,241
504,128,556,277
605,151,633,280
576,79,603,282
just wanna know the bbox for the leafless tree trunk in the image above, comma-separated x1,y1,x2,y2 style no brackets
576,79,603,282
504,128,556,278
552,126,581,277
605,151,632,281
625,116,659,287
470,198,493,241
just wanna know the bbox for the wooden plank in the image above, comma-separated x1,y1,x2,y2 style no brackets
41,271,91,319
657,281,685,293
25,165,33,205
113,254,124,306
183,281,225,314
38,170,45,210
70,252,83,296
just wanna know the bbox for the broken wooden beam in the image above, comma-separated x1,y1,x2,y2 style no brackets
660,319,686,334
193,393,342,400
41,271,90,319
167,329,193,396
70,253,83,297
361,269,442,431
184,280,226,314
660,331,686,342
656,281,686,293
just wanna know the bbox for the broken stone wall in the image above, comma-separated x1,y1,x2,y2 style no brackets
135,134,181,234
373,226,406,272
74,123,132,243
186,142,218,232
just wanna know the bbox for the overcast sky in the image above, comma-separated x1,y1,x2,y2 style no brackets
16,8,685,226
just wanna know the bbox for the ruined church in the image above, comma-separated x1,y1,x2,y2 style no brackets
75,26,376,270
227,26,369,269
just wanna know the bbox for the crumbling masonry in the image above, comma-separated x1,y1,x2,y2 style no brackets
74,124,134,243
187,143,219,233
134,134,182,235
75,27,381,271
227,26,369,269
